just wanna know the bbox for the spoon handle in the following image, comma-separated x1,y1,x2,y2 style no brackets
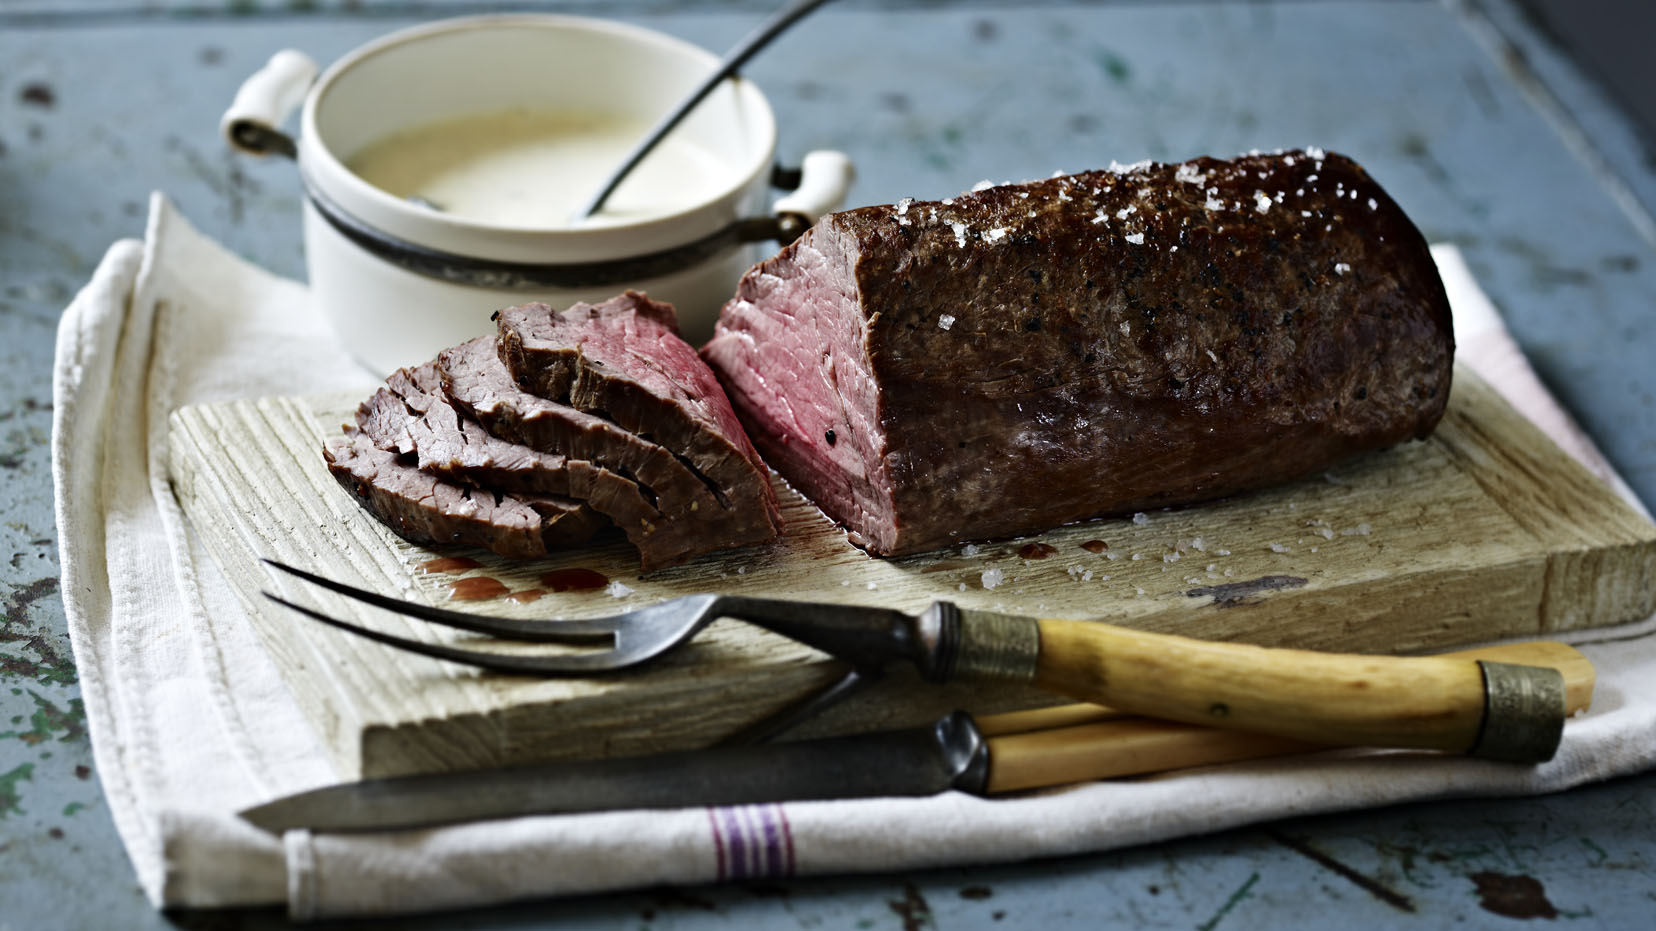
573,0,838,221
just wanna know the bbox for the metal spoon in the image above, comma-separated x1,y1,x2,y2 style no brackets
570,0,838,223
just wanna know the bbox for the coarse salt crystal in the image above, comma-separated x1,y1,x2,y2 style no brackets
1175,163,1207,185
1091,209,1110,225
958,582,967,592
1206,348,1218,362
981,568,1005,590
962,543,981,556
1319,527,1335,540
942,198,955,205
1205,196,1225,211
1368,197,1378,210
1120,321,1131,337
1191,537,1205,550
1341,522,1373,536
1132,512,1149,525
985,227,1009,243
605,580,635,598
897,197,913,216
1305,145,1326,160
1253,191,1272,213
1135,587,1146,595
1269,543,1289,553
1131,553,1143,561
866,581,878,590
972,179,995,192
1334,262,1351,275
1125,232,1145,245
1163,552,1180,563
1217,548,1231,556
938,314,956,330
1116,206,1136,220
952,222,968,247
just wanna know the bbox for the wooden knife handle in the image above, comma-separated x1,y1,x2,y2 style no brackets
1025,619,1578,757
982,640,1594,793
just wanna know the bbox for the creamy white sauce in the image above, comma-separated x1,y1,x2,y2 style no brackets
346,107,733,228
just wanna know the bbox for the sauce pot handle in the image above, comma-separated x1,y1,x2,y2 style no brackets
774,150,855,224
220,50,319,159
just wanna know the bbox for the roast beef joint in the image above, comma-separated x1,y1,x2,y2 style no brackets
324,149,1452,567
702,149,1453,556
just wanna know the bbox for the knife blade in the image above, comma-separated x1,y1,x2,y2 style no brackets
241,640,1592,834
242,712,987,833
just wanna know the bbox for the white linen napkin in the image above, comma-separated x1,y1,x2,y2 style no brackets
52,196,1656,919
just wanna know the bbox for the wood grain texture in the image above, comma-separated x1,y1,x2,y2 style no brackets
165,365,1656,778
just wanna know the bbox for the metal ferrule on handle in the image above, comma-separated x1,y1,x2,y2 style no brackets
922,603,1041,683
1470,661,1567,762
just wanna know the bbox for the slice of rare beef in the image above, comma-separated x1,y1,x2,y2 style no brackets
439,337,779,559
323,430,603,558
495,293,782,537
702,149,1454,556
358,361,708,570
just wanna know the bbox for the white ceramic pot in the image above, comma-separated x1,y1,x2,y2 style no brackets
221,14,853,374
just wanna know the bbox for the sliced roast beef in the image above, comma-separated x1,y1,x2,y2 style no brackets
702,149,1454,556
322,430,603,558
439,336,780,557
495,293,783,537
356,361,721,569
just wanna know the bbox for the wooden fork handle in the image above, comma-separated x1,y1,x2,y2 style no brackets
983,639,1595,792
974,639,1596,737
948,608,1580,762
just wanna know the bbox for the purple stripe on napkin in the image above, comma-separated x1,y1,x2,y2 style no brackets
706,808,728,881
708,805,796,880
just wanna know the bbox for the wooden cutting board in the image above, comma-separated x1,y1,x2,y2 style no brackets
166,365,1656,779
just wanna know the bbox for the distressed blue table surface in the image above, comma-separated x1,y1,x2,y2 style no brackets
3,1,1654,928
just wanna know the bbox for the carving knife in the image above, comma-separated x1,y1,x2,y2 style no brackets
240,641,1591,834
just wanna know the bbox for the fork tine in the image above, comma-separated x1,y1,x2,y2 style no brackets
261,558,617,642
261,594,640,674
